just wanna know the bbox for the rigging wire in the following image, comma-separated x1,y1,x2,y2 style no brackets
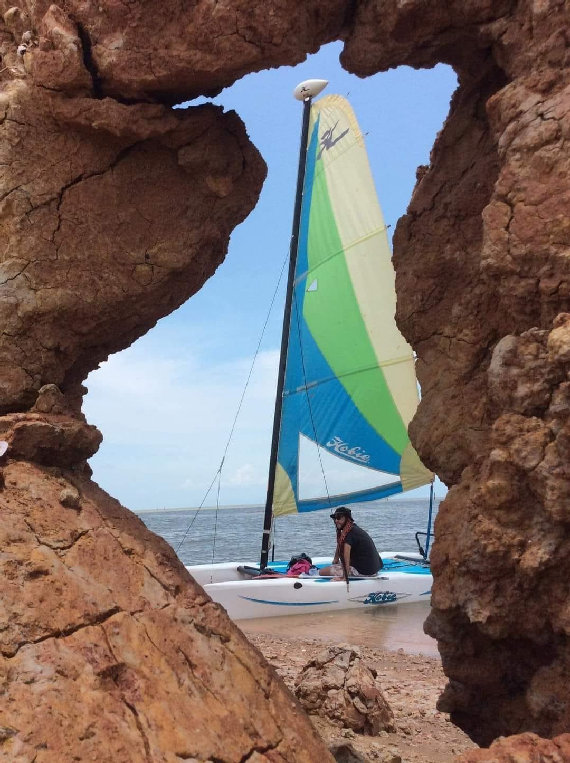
211,469,223,563
175,252,290,559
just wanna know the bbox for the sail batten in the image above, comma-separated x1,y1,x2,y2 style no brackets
293,225,391,284
284,358,417,397
272,94,432,518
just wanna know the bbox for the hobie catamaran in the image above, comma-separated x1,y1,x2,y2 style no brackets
187,80,434,620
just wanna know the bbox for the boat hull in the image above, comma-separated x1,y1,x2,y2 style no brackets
186,554,432,620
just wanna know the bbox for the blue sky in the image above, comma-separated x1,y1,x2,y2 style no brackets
83,42,456,511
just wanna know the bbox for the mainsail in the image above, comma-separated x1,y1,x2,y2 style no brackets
272,95,432,517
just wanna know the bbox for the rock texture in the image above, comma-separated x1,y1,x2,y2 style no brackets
294,646,395,735
0,81,265,413
247,633,475,761
2,0,570,754
0,0,344,759
332,0,570,746
344,0,570,744
0,461,333,761
457,732,570,762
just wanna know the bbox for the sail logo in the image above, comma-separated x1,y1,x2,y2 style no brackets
318,121,349,158
326,436,370,464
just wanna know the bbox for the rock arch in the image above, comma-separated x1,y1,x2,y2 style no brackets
1,0,569,754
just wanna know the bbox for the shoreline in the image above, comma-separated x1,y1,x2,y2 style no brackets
243,630,477,762
238,601,440,658
134,503,264,513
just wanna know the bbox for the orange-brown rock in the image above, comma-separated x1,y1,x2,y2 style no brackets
2,0,570,754
294,646,395,735
344,0,570,748
0,79,266,413
456,732,570,762
0,0,341,756
0,460,333,761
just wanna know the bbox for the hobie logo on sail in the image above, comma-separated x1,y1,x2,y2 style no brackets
318,122,349,159
326,436,370,463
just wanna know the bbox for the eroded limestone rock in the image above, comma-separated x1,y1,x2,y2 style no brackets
456,731,570,762
294,646,395,735
0,80,266,413
424,318,570,742
341,0,570,745
1,1,339,757
0,461,333,760
2,0,570,753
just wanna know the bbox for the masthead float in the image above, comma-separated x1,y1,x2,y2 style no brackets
293,79,328,101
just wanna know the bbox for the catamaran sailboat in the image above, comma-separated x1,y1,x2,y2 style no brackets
186,80,434,620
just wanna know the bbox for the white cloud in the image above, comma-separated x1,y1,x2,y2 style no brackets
227,463,264,486
84,338,279,509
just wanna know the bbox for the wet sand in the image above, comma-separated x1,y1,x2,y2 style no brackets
239,604,477,761
239,600,437,656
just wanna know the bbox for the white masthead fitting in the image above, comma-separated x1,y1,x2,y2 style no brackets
293,79,328,101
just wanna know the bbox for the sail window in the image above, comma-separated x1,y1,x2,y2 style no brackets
297,433,399,501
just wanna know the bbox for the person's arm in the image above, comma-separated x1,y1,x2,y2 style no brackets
342,543,352,581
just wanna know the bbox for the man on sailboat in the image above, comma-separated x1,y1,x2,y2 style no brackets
319,507,383,580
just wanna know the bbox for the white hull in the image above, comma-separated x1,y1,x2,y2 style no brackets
186,553,431,620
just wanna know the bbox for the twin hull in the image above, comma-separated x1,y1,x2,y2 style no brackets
186,554,432,620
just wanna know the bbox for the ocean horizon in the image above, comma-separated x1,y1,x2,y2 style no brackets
135,495,445,513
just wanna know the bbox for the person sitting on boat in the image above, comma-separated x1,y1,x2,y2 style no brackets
319,507,383,580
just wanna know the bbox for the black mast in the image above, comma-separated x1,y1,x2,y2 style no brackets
259,94,313,569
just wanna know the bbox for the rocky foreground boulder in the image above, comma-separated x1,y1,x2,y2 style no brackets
294,646,395,735
0,459,333,760
457,732,570,762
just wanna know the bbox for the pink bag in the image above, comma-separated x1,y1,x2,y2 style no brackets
286,559,312,576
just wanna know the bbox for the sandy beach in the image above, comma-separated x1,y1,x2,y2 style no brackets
239,604,477,762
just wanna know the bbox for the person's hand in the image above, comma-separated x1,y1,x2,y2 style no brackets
332,576,345,582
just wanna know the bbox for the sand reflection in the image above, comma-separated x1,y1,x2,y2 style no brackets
239,601,437,657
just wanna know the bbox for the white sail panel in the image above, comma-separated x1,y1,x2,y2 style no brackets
297,433,399,501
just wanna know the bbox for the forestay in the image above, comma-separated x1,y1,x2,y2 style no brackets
272,95,432,517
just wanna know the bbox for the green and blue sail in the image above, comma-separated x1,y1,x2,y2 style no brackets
272,95,432,517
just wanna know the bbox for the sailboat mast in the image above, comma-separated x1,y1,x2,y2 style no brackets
260,82,324,568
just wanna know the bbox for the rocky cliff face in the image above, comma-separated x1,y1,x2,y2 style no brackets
1,0,569,755
342,0,570,746
348,0,570,745
0,1,341,758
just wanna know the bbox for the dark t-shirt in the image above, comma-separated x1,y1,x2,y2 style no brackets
345,524,383,575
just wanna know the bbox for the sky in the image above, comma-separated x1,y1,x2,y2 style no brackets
83,42,457,512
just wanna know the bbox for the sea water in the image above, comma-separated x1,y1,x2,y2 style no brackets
137,498,438,567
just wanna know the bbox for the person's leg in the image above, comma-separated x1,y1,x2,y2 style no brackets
319,563,344,576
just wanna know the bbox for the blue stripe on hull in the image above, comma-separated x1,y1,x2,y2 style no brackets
239,596,338,607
